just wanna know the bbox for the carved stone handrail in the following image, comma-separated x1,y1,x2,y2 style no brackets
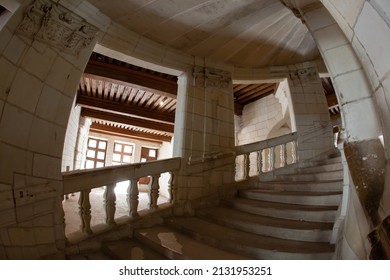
235,132,298,181
62,157,181,234
236,132,297,156
62,158,181,194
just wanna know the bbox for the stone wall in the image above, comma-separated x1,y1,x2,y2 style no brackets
321,0,390,230
235,79,293,146
0,0,109,259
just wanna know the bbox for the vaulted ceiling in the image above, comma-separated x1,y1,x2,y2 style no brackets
77,1,339,143
88,0,319,68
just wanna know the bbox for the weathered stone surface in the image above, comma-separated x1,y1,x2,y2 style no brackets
344,139,385,225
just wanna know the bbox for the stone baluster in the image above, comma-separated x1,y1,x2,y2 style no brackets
279,144,287,168
127,178,139,218
257,150,263,174
78,189,92,234
243,153,250,180
291,141,297,163
269,146,275,171
168,171,177,204
103,183,117,225
148,174,161,210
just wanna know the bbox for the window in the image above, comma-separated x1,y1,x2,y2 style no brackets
141,147,158,162
112,142,134,165
139,147,158,184
85,137,107,169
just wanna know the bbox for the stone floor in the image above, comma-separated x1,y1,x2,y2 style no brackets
62,181,169,236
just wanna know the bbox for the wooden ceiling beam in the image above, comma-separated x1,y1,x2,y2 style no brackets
236,83,275,101
90,123,172,143
76,94,175,124
235,84,260,95
81,107,174,133
84,60,178,99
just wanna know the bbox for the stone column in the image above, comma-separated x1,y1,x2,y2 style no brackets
173,65,236,209
287,63,334,161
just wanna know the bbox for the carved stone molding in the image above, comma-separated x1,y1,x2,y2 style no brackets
17,0,98,55
288,67,318,85
193,66,231,89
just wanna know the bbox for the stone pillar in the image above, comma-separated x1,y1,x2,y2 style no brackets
173,65,236,209
0,0,104,259
287,63,334,161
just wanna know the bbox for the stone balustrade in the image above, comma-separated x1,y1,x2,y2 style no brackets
235,133,298,181
62,158,181,234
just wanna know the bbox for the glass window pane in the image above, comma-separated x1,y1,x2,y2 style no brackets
114,143,122,152
98,141,107,149
141,158,147,162
149,149,156,158
124,145,133,154
85,160,94,169
113,153,121,162
123,155,131,163
87,150,95,158
88,139,97,148
96,162,104,168
97,151,105,160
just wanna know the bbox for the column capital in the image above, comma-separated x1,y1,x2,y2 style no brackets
288,66,318,85
16,0,98,55
192,66,231,89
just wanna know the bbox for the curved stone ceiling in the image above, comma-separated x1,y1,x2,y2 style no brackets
89,0,320,68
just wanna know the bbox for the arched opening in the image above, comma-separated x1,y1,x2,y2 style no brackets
61,50,182,237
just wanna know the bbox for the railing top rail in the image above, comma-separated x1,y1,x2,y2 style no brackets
62,157,181,194
235,132,297,155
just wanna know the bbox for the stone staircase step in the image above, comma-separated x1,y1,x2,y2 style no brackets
305,156,341,167
277,170,343,181
134,226,250,260
102,239,168,260
197,206,333,242
227,198,337,222
165,217,335,260
298,162,343,173
239,189,342,206
255,180,343,192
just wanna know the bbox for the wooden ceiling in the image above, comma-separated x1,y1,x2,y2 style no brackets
76,53,339,143
233,83,278,115
77,53,178,143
